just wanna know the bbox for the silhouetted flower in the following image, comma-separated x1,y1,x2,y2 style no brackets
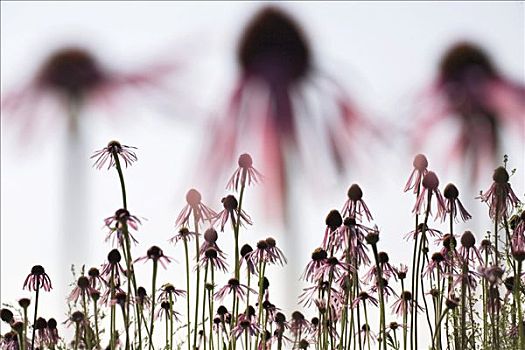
404,154,429,193
68,276,97,303
214,194,252,232
231,315,261,339
442,183,472,222
104,208,141,246
342,184,373,222
199,247,229,272
227,153,263,191
175,189,217,229
479,166,520,220
413,171,446,216
135,246,174,269
23,265,52,292
214,278,255,303
91,140,137,170
100,249,126,286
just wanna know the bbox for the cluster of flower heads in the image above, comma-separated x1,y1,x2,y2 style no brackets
2,144,524,350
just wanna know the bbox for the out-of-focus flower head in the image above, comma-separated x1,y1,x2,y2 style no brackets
2,45,178,142
203,6,379,221
414,42,525,180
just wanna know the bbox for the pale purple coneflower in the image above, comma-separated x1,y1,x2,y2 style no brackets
298,281,334,308
110,291,131,309
247,238,287,269
135,286,151,309
479,238,496,257
46,318,60,347
104,208,141,246
342,184,373,222
135,246,174,269
169,227,199,245
100,285,125,306
404,154,429,193
289,311,310,338
231,314,261,339
423,252,447,277
459,231,483,265
214,194,252,232
198,228,225,257
322,209,343,250
214,278,255,303
511,211,525,260
23,265,52,292
34,317,50,345
391,291,415,317
414,43,525,181
441,183,472,222
395,264,409,280
100,249,126,286
351,291,379,309
1,331,19,350
227,153,263,192
405,223,442,241
479,166,521,221
175,189,217,229
339,217,371,266
413,171,446,217
68,276,98,303
301,248,328,282
91,140,137,170
314,256,352,282
479,265,504,287
358,324,377,345
364,252,397,282
199,247,229,272
158,283,186,303
88,267,107,290
370,277,398,301
155,301,182,322
240,244,257,275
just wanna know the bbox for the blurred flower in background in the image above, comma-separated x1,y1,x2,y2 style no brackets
2,45,177,140
1,44,179,290
203,6,381,222
413,41,525,181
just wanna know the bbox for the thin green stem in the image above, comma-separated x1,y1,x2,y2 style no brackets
193,214,201,350
30,280,40,350
150,260,158,350
183,239,192,350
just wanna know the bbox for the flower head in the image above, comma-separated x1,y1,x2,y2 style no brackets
175,189,217,229
91,140,137,170
412,171,446,217
214,278,255,303
404,154,429,193
23,265,52,292
214,194,253,232
227,153,263,191
479,166,520,220
342,184,373,222
442,183,472,222
104,208,141,246
135,246,174,269
413,42,525,180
